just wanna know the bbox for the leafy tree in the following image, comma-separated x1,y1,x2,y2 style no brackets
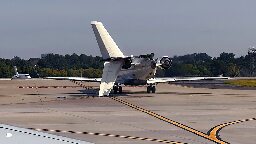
0,52,253,78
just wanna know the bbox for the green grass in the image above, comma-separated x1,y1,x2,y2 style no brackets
225,79,256,87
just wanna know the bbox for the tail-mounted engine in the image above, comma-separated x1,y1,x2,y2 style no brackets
122,57,132,69
159,56,172,69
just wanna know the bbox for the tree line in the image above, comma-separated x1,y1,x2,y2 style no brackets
0,54,103,78
0,52,255,78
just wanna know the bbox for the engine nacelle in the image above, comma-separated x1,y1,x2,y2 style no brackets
160,57,172,69
151,61,157,69
122,58,132,69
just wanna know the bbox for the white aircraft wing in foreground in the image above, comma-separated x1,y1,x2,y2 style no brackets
0,124,93,144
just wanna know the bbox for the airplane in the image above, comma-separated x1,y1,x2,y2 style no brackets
47,21,172,96
11,66,31,79
47,21,230,96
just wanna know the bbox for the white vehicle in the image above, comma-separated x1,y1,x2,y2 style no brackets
11,66,31,79
47,21,230,96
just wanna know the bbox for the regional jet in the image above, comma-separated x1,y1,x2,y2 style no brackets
47,21,230,96
11,66,31,79
47,21,172,96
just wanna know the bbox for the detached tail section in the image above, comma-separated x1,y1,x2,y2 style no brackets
91,21,124,59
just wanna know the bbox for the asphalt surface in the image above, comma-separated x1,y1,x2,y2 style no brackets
0,79,255,144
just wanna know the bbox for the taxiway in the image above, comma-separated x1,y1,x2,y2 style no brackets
0,79,255,144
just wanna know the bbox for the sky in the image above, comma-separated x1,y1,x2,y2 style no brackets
0,0,256,59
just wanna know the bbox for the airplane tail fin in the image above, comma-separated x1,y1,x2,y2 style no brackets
91,21,124,60
14,66,18,75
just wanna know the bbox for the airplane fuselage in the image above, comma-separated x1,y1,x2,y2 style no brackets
12,74,31,79
116,57,156,85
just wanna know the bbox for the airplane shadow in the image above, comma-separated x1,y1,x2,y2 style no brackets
62,89,154,98
61,89,212,98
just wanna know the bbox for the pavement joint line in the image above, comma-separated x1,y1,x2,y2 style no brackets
47,108,149,131
208,117,256,142
0,99,56,106
28,128,187,144
110,96,228,144
18,86,83,89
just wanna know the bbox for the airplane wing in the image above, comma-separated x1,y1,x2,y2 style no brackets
173,77,230,81
200,76,231,80
147,78,176,83
45,77,101,82
99,61,122,96
147,77,204,83
148,76,231,83
0,124,93,144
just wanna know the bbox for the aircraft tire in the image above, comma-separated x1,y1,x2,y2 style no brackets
147,86,151,93
118,86,122,93
113,85,118,94
151,86,156,93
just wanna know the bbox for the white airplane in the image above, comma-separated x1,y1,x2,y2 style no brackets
47,21,172,96
11,66,31,79
47,21,230,96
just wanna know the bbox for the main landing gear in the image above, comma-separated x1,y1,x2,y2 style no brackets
113,85,122,94
113,84,155,94
147,84,156,93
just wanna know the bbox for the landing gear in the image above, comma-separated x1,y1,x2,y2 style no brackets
147,84,156,93
147,86,150,93
113,85,123,94
151,86,156,93
113,85,118,94
118,86,122,93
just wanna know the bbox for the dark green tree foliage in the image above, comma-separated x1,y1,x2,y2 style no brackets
0,59,13,78
210,53,239,77
236,56,250,76
0,52,254,78
37,54,103,77
0,54,103,78
158,52,243,77
37,54,103,70
164,53,212,77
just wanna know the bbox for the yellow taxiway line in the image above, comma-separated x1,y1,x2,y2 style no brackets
110,97,228,144
208,118,256,141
